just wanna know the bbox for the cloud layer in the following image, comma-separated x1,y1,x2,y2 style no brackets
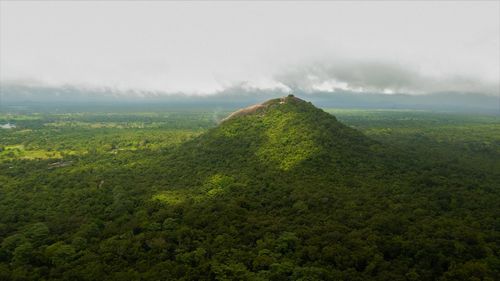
276,60,498,95
1,1,498,95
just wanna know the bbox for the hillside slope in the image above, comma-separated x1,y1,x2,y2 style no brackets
160,95,382,193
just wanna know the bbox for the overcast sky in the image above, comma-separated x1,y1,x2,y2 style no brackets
1,1,499,95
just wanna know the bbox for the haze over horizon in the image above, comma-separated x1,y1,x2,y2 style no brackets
1,1,499,96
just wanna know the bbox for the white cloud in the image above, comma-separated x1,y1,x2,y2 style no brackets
0,1,498,95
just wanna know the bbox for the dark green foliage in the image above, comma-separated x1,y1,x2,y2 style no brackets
0,99,499,280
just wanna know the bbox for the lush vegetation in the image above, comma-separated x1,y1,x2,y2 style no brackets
0,98,499,280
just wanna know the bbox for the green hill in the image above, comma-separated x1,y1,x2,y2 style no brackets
145,96,498,280
160,95,381,193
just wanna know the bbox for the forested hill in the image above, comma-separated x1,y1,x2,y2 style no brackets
146,96,499,280
157,95,383,193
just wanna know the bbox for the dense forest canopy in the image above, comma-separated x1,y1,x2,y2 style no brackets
0,96,499,280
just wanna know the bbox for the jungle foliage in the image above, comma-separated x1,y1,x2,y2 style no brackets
0,97,499,280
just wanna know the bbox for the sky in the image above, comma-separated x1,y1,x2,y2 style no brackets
0,1,499,96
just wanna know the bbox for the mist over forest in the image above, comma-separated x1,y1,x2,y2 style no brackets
1,82,499,114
